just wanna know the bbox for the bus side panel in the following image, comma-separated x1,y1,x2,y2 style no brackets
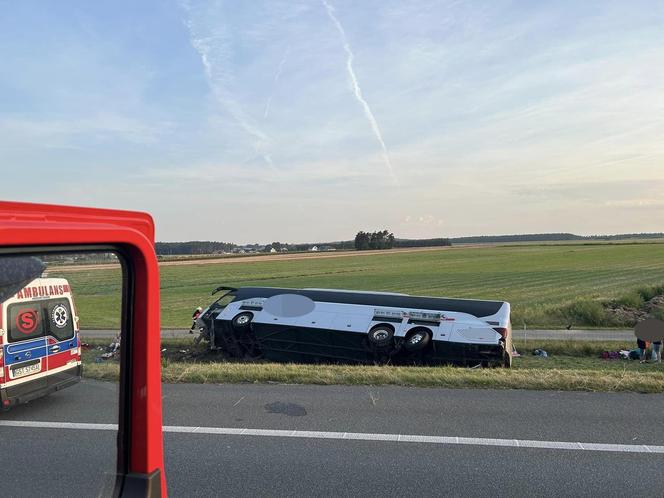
428,340,505,365
249,322,372,363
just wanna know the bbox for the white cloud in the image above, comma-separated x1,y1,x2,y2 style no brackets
0,115,171,146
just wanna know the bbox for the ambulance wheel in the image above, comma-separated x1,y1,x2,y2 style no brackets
232,312,253,330
367,324,394,349
403,328,432,352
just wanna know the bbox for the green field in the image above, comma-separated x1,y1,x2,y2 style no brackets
54,242,664,329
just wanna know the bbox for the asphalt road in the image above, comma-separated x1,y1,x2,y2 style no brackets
80,328,636,341
1,381,663,497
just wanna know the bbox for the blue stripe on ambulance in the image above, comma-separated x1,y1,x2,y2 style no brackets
4,338,48,365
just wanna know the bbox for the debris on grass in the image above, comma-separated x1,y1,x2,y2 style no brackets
80,338,664,393
95,335,121,362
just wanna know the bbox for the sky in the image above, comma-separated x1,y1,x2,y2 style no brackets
1,0,663,243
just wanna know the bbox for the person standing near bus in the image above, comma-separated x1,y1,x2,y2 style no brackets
652,340,662,363
189,306,203,334
637,338,648,363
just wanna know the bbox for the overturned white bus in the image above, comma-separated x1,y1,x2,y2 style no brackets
196,286,513,368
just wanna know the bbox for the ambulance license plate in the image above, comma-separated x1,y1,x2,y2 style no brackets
11,360,41,379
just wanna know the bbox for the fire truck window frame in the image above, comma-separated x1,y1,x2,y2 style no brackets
0,245,135,494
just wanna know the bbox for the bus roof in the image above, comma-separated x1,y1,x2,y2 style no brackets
303,288,408,296
231,286,506,318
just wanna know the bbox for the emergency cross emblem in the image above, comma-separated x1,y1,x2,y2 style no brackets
51,304,69,328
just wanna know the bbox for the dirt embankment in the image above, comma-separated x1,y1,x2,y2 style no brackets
605,295,664,324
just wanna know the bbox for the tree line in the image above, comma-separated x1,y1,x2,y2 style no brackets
449,233,664,244
353,231,452,250
155,241,236,255
155,231,660,256
354,230,395,250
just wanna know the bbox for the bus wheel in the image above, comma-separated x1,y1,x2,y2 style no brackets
367,324,394,349
403,328,432,352
232,312,254,330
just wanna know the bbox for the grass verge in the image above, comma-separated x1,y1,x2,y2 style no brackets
82,339,664,393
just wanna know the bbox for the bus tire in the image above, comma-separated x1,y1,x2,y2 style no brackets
403,328,432,352
367,324,394,349
232,312,254,330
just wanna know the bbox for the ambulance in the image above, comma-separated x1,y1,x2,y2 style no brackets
0,277,82,409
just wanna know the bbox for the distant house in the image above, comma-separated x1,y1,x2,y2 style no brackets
237,244,265,253
319,245,336,252
269,247,277,253
310,246,319,252
280,247,289,252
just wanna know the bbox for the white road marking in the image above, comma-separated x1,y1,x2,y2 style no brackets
1,420,662,454
0,420,117,430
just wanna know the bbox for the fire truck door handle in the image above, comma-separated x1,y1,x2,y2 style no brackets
50,345,60,352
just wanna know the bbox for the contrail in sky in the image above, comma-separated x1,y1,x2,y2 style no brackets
181,1,275,170
264,46,290,119
322,0,397,184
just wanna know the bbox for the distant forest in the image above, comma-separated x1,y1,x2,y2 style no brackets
155,232,664,255
449,233,664,244
155,241,236,255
